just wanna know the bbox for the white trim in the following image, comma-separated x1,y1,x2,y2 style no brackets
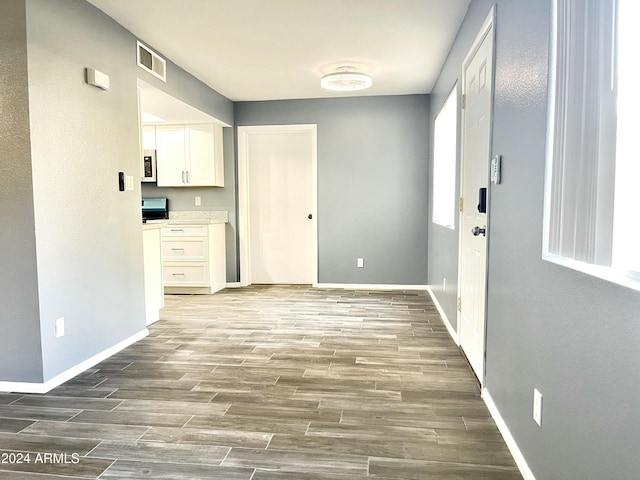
426,286,460,345
0,329,148,394
483,388,537,480
237,128,251,287
237,125,318,288
315,283,429,291
543,252,640,292
225,282,242,288
463,6,496,67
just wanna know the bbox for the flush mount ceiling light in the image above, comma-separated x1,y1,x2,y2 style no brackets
321,66,372,92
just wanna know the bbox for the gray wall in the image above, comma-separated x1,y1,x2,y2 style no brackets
0,0,43,382
235,95,429,285
134,50,233,128
0,0,236,385
429,1,640,478
26,0,147,381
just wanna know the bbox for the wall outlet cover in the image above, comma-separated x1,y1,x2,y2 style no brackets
55,317,65,338
357,258,364,268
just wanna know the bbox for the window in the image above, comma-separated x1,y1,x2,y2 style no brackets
544,0,640,289
432,85,458,229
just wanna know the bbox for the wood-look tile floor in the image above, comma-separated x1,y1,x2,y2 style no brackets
0,285,521,479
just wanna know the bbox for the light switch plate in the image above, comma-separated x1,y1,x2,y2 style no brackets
491,154,501,184
533,388,543,426
125,175,134,191
86,68,110,90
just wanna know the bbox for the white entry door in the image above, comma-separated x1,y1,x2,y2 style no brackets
245,127,316,284
459,12,495,383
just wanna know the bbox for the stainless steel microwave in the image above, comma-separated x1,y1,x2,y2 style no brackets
142,149,156,182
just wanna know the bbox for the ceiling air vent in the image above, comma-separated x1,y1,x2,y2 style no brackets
137,41,166,82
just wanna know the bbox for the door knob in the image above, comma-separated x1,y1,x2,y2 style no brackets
472,225,486,237
308,214,313,219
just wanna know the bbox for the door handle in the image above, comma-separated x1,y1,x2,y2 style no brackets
308,214,313,219
472,226,486,237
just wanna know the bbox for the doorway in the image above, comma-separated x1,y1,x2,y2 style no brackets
237,125,318,286
458,8,495,384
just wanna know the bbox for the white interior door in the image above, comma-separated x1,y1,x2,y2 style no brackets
459,14,494,383
247,129,315,284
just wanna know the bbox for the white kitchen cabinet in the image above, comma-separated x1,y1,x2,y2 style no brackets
155,126,186,186
142,125,156,150
142,225,164,325
155,124,224,187
162,222,226,294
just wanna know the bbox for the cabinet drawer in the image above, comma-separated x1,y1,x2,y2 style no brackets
163,263,209,286
162,238,208,260
163,225,208,237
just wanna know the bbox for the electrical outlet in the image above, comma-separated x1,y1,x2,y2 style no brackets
125,175,134,191
55,317,65,338
194,196,201,206
357,258,364,268
533,388,543,426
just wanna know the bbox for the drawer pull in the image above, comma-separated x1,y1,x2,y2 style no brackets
171,248,185,251
171,273,186,276
170,229,184,232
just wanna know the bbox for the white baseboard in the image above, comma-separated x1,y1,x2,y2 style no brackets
482,388,537,480
426,286,459,345
0,329,149,394
314,283,429,290
225,282,242,288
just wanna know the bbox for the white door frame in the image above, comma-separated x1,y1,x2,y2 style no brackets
237,124,318,287
456,6,496,386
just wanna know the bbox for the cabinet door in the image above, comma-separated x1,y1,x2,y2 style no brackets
186,124,215,186
162,238,209,261
163,225,208,237
163,263,209,286
156,126,186,187
142,126,157,150
213,124,225,187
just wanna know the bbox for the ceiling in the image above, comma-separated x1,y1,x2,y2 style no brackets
138,80,225,125
87,0,470,102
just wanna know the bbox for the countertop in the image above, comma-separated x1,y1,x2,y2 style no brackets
142,222,167,231
143,210,228,227
167,210,228,224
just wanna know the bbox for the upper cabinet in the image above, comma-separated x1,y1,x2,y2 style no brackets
154,124,224,187
142,125,157,150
